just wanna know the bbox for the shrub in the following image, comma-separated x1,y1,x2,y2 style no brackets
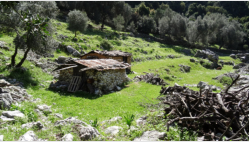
100,40,113,51
220,76,233,85
137,16,157,34
113,14,125,31
56,49,61,53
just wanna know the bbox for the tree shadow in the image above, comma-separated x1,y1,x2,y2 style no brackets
4,67,40,90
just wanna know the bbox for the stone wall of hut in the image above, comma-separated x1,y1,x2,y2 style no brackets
58,68,73,83
85,69,130,92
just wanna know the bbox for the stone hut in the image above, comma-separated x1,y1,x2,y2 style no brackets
53,59,131,95
80,50,132,72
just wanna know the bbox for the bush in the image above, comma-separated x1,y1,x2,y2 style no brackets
137,16,157,34
56,49,61,53
220,76,233,85
113,14,125,31
67,10,88,37
100,40,113,51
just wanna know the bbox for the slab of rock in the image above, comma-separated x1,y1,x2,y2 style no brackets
105,126,122,135
197,136,204,141
54,117,89,127
72,50,80,57
54,113,63,119
37,105,52,113
136,116,147,126
2,110,25,118
58,56,67,63
233,63,247,69
0,135,3,141
74,124,100,140
0,115,15,122
66,46,76,54
0,96,11,110
194,49,219,63
18,131,38,141
21,121,44,130
133,131,166,141
61,133,73,141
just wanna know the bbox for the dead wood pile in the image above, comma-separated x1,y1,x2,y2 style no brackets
133,72,168,86
160,75,249,141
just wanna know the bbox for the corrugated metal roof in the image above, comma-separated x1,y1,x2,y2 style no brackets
81,50,132,57
73,59,130,71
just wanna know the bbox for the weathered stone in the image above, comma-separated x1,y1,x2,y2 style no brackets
105,126,122,135
61,133,73,141
54,113,63,119
2,110,25,118
136,116,147,126
0,97,11,110
230,54,237,59
133,131,166,141
54,117,89,127
233,63,247,69
18,131,38,141
37,105,52,113
0,115,15,122
72,50,80,57
66,46,76,54
21,121,44,130
179,64,191,72
58,56,67,63
194,49,219,63
197,136,204,141
74,124,100,140
190,58,195,62
197,81,208,89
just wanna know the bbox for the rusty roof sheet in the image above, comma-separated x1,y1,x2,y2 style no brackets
73,59,130,71
81,50,132,57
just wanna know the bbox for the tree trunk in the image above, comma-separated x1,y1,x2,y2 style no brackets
11,45,18,67
101,17,105,31
15,47,31,68
75,31,77,37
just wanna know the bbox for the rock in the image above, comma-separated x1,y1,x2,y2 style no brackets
66,46,76,54
72,50,80,57
54,113,63,119
133,131,166,141
197,81,208,89
0,51,3,55
190,58,195,62
72,38,78,42
105,126,122,135
36,62,46,69
233,63,247,69
58,56,67,63
61,133,73,141
2,110,25,118
197,136,204,141
0,96,11,110
230,54,237,59
74,124,100,140
21,121,44,130
18,131,38,141
211,86,217,91
0,115,15,122
194,49,219,63
136,116,147,126
54,117,89,127
116,86,121,91
37,105,52,113
0,41,9,50
0,135,3,141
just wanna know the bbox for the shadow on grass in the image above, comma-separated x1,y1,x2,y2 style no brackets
1,67,40,90
49,85,129,100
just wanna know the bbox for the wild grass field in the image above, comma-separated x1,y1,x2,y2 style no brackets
0,20,241,140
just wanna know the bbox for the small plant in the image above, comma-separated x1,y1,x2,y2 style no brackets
100,40,113,51
124,114,135,129
90,118,99,128
56,49,61,53
220,76,233,86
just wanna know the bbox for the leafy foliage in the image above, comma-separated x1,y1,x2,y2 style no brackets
137,16,156,34
100,40,113,51
67,9,88,37
113,14,125,31
123,114,135,129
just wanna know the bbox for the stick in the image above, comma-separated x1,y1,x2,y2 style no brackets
218,117,235,141
225,74,240,93
226,120,249,140
216,94,230,113
176,93,193,117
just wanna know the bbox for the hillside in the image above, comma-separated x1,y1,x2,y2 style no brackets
0,18,243,141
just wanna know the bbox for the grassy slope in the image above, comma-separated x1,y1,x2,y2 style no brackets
0,19,241,140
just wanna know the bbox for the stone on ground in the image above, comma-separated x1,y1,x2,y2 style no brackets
37,105,52,113
136,116,147,126
54,117,89,127
74,124,100,140
197,81,208,89
0,135,3,141
18,131,38,141
105,126,122,135
1,110,25,118
21,121,44,130
133,130,166,141
61,133,73,141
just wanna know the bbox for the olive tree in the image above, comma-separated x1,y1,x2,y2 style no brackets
113,14,125,31
67,10,88,37
137,16,156,34
0,1,59,67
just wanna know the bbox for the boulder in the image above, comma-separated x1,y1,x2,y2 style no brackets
0,115,15,122
36,62,46,69
1,110,25,118
54,117,89,127
190,58,195,62
0,96,11,110
66,46,76,54
18,131,38,141
179,65,191,72
233,63,247,69
37,105,52,113
230,54,237,59
197,81,208,89
74,124,100,140
194,49,219,63
105,126,122,135
197,136,205,141
136,116,147,126
58,56,67,63
0,41,9,50
61,133,73,141
54,113,63,119
21,121,44,130
133,131,166,141
72,50,80,57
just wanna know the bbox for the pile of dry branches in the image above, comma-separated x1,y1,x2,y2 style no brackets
160,75,249,141
133,72,168,86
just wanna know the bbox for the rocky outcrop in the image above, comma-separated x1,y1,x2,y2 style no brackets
133,73,168,86
74,124,100,141
194,49,219,68
133,131,166,141
54,117,89,127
